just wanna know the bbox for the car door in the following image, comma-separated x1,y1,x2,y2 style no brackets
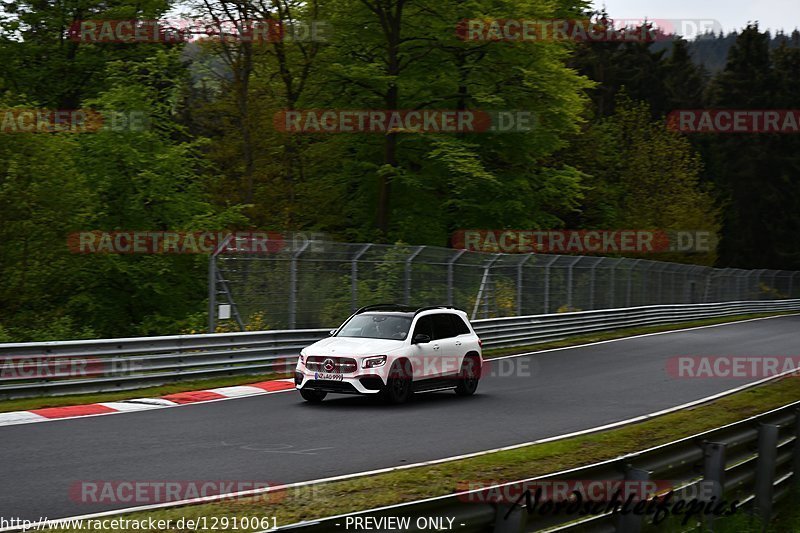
409,315,437,380
431,313,460,378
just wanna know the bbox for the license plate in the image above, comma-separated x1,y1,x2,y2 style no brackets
314,373,344,381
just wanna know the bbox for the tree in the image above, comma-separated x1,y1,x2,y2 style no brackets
564,96,720,265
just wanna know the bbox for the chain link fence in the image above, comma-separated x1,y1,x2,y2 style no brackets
209,240,800,331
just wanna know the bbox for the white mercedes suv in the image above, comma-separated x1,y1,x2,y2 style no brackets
294,305,483,404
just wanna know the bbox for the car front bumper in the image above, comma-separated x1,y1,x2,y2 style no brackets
294,368,387,395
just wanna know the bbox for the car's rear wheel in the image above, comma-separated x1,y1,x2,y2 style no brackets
381,360,413,404
455,355,481,396
300,389,327,403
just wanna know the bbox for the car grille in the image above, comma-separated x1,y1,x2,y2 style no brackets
305,380,359,394
305,356,358,373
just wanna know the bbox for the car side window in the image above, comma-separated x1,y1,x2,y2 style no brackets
413,315,434,339
449,315,471,335
432,314,456,340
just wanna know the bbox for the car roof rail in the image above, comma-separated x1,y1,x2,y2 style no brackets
356,304,417,314
413,306,462,316
354,304,464,316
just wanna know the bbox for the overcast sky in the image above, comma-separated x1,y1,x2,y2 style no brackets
592,0,800,36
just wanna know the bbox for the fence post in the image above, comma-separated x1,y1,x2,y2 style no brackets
288,240,310,329
626,259,642,308
702,441,727,531
448,250,467,307
208,234,234,333
789,272,800,298
615,466,650,533
566,256,581,311
351,244,372,312
405,246,425,306
516,254,533,316
589,258,603,310
754,423,780,525
208,254,217,333
609,259,619,308
542,256,558,314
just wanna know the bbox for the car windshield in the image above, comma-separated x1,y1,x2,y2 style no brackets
337,314,412,340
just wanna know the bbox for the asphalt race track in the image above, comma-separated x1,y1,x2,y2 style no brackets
2,316,798,521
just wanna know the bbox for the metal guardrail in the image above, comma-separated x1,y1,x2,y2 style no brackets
272,401,800,533
0,300,798,399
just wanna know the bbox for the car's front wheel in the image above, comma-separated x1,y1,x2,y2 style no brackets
300,389,327,403
455,355,481,396
381,360,413,404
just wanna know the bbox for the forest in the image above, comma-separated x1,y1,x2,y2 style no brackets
0,0,798,341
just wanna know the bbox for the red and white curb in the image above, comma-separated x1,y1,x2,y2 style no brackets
0,379,296,427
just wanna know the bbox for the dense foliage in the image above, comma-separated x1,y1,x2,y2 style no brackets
0,2,796,340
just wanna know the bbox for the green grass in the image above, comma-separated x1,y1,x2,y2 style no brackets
2,311,793,414
45,374,800,532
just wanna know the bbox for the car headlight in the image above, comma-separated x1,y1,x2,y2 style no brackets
363,356,387,369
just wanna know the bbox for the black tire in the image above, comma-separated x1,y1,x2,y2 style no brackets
381,360,413,405
455,356,481,396
300,389,327,403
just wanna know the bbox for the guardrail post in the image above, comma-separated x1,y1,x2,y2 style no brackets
754,423,780,525
702,441,727,531
616,466,650,533
793,410,800,487
493,503,526,533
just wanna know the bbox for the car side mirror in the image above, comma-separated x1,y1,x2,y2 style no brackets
413,333,431,344
329,330,337,336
